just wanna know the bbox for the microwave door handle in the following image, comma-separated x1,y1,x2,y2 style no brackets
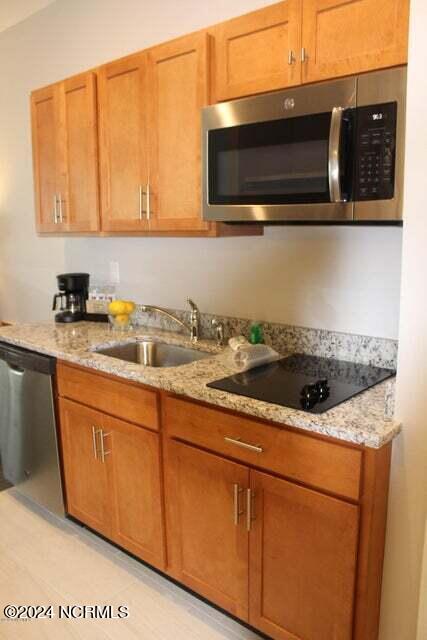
328,107,344,202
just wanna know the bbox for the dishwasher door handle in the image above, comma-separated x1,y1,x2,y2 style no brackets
7,364,25,375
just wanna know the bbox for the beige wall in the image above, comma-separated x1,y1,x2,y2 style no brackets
0,0,402,337
0,0,55,32
0,0,425,637
379,1,427,638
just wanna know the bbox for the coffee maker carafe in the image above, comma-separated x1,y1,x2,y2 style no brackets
53,273,89,323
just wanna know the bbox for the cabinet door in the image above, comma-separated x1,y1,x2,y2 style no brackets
105,414,166,570
59,72,100,232
165,440,249,619
31,84,66,233
58,398,111,537
98,54,149,232
147,33,210,232
249,470,359,640
215,1,302,101
301,0,409,84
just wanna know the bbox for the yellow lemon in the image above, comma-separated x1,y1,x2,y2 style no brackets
108,300,127,316
123,301,136,314
114,313,130,326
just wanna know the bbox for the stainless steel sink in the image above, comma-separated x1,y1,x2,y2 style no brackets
94,341,211,367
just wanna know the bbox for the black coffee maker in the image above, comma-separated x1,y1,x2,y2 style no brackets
52,273,90,323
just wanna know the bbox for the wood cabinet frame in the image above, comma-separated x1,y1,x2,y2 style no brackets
213,0,302,101
213,0,409,100
31,73,100,233
32,1,409,237
301,0,410,85
161,392,392,640
56,363,392,640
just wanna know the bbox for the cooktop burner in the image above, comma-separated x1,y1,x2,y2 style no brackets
207,353,395,414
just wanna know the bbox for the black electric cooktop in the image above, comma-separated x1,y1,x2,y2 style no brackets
207,353,396,414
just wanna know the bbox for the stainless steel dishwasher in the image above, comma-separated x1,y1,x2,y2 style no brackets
0,342,64,516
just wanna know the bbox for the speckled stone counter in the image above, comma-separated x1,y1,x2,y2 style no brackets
0,322,401,449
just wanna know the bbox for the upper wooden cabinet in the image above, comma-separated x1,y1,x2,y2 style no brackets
214,1,302,101
301,0,410,84
213,0,409,100
96,36,255,236
31,0,409,235
60,73,100,232
31,84,63,233
147,33,211,232
98,54,149,232
31,72,100,233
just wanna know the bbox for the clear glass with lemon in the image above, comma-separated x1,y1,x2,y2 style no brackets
108,300,136,331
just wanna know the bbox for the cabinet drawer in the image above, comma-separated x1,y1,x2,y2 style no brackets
165,396,362,501
57,362,159,431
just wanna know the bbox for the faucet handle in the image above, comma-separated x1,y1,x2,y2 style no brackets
187,298,199,312
212,318,225,346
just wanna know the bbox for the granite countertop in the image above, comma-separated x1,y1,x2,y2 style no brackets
0,322,401,449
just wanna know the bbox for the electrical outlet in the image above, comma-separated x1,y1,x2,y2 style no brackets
109,261,120,284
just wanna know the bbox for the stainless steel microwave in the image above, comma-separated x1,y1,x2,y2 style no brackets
202,66,406,223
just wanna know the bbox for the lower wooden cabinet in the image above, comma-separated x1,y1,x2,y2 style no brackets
59,399,111,537
106,412,165,568
165,440,250,619
56,365,391,640
164,439,359,639
249,470,359,640
59,397,165,569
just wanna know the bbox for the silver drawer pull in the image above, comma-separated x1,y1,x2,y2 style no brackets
224,436,263,453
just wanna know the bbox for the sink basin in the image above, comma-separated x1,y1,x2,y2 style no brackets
95,341,211,368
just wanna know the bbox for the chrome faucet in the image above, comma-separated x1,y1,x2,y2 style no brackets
140,298,200,343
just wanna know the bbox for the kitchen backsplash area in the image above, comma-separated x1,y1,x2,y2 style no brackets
129,305,398,370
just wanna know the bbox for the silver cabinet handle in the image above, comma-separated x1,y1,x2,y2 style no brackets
139,185,143,220
224,436,263,454
301,47,307,63
246,489,255,531
288,50,296,65
100,430,111,463
328,107,344,203
58,193,65,223
91,426,99,460
145,183,151,221
233,484,244,526
53,195,58,224
140,184,151,220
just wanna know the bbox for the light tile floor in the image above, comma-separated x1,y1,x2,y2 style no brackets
0,490,261,640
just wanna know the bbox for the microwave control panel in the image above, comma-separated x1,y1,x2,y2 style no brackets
354,102,397,201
